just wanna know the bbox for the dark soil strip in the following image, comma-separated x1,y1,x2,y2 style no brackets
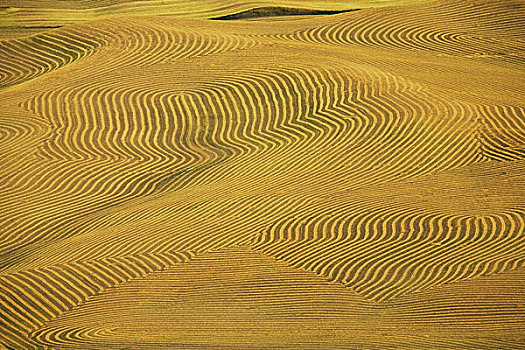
211,7,359,20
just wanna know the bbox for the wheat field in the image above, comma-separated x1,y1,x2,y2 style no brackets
1,0,524,349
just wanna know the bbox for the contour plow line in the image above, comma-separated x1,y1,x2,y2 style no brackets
1,63,489,267
262,0,525,64
0,250,195,350
0,25,114,88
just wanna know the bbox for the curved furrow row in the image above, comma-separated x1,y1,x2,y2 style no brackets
478,104,525,161
348,213,525,301
31,326,114,347
419,0,525,37
20,65,349,174
18,61,478,199
5,62,482,259
23,247,525,350
319,66,478,183
1,59,486,264
0,162,168,258
180,68,411,192
0,250,194,350
108,19,257,67
0,25,113,88
159,64,479,196
0,116,48,151
291,14,467,55
262,0,524,63
1,192,313,274
24,84,212,165
253,193,525,301
0,109,51,176
2,65,354,257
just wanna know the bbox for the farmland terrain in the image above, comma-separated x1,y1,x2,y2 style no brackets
1,0,524,349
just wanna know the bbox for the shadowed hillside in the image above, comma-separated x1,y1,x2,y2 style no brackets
0,0,524,349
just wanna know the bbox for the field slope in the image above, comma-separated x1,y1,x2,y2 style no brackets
1,0,524,349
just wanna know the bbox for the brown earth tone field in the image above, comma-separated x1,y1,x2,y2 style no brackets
1,0,525,349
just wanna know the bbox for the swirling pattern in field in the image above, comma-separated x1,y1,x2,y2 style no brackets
0,251,194,349
254,209,525,301
253,158,525,301
31,326,115,347
2,61,485,273
478,104,525,161
109,18,258,66
26,248,525,349
1,0,524,348
0,25,114,88
264,0,525,64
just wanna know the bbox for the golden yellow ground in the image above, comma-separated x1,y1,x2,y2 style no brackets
0,0,524,349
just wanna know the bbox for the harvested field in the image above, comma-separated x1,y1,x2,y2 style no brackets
0,0,524,349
